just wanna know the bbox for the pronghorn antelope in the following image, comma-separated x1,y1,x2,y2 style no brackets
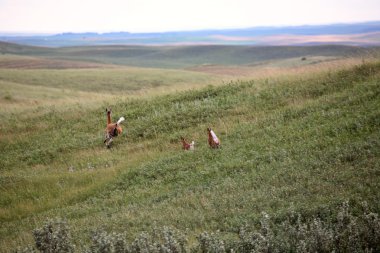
104,108,125,148
207,127,220,148
181,136,195,150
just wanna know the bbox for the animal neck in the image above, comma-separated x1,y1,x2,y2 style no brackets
107,111,111,125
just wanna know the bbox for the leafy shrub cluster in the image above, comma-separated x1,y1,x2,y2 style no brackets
16,201,380,253
84,226,187,253
235,202,380,253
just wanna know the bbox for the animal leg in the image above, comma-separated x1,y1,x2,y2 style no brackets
106,137,113,148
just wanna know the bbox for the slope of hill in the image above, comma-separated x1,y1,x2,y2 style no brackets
0,61,379,251
0,41,375,69
0,41,54,55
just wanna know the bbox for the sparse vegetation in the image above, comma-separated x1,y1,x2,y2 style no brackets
0,44,379,252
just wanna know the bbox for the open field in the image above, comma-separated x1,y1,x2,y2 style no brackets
0,43,379,251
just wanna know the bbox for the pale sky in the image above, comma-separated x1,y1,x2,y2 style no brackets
0,0,379,34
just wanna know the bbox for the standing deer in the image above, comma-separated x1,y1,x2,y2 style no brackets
207,127,220,148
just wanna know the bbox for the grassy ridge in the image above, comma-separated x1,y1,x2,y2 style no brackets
0,62,379,250
1,42,375,68
35,45,377,68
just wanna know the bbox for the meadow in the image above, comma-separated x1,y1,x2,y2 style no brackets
0,43,379,252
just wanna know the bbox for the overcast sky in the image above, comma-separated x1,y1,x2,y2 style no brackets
0,0,379,34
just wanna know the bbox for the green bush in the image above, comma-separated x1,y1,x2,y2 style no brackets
22,202,379,252
32,219,74,253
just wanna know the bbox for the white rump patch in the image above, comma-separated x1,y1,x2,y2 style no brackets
117,117,125,125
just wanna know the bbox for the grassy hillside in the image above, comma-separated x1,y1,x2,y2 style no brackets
0,41,54,55
0,53,223,118
1,41,376,68
0,61,379,251
34,45,378,68
0,67,217,94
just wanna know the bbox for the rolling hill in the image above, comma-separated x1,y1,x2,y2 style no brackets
1,21,380,47
0,41,376,69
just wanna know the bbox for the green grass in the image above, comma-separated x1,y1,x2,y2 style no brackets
1,41,375,68
0,67,217,93
0,60,379,251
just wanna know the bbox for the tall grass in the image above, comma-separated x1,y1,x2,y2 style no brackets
1,62,379,251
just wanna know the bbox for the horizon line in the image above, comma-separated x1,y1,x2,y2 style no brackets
1,20,380,37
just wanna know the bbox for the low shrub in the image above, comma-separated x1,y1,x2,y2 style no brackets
20,201,379,253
